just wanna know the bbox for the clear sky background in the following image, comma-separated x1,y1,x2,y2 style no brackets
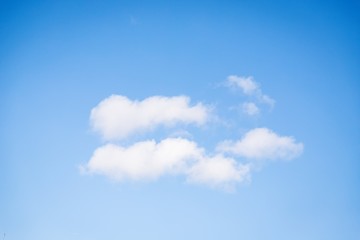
1,0,360,239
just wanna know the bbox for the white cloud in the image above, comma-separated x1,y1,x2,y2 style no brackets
226,75,275,108
217,128,304,160
90,95,209,140
260,94,275,108
187,156,250,191
242,102,260,116
84,138,201,181
227,75,259,95
82,137,250,190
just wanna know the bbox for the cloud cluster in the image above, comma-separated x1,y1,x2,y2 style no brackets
85,137,251,190
84,126,302,190
227,75,275,115
82,77,304,191
90,95,209,140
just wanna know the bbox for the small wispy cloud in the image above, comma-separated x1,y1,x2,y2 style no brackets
260,94,275,109
226,75,275,109
242,102,260,116
227,76,259,95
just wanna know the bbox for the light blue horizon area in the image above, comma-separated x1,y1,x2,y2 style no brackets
1,0,359,239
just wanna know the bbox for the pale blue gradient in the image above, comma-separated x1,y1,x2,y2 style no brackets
1,0,359,239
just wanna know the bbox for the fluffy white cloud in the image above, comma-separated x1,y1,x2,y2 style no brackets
217,128,304,160
242,102,260,116
84,138,201,181
187,156,250,190
83,137,250,189
90,95,209,140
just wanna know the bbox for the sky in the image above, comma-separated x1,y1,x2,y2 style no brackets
1,0,360,239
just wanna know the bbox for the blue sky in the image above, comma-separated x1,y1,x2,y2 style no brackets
1,0,360,239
